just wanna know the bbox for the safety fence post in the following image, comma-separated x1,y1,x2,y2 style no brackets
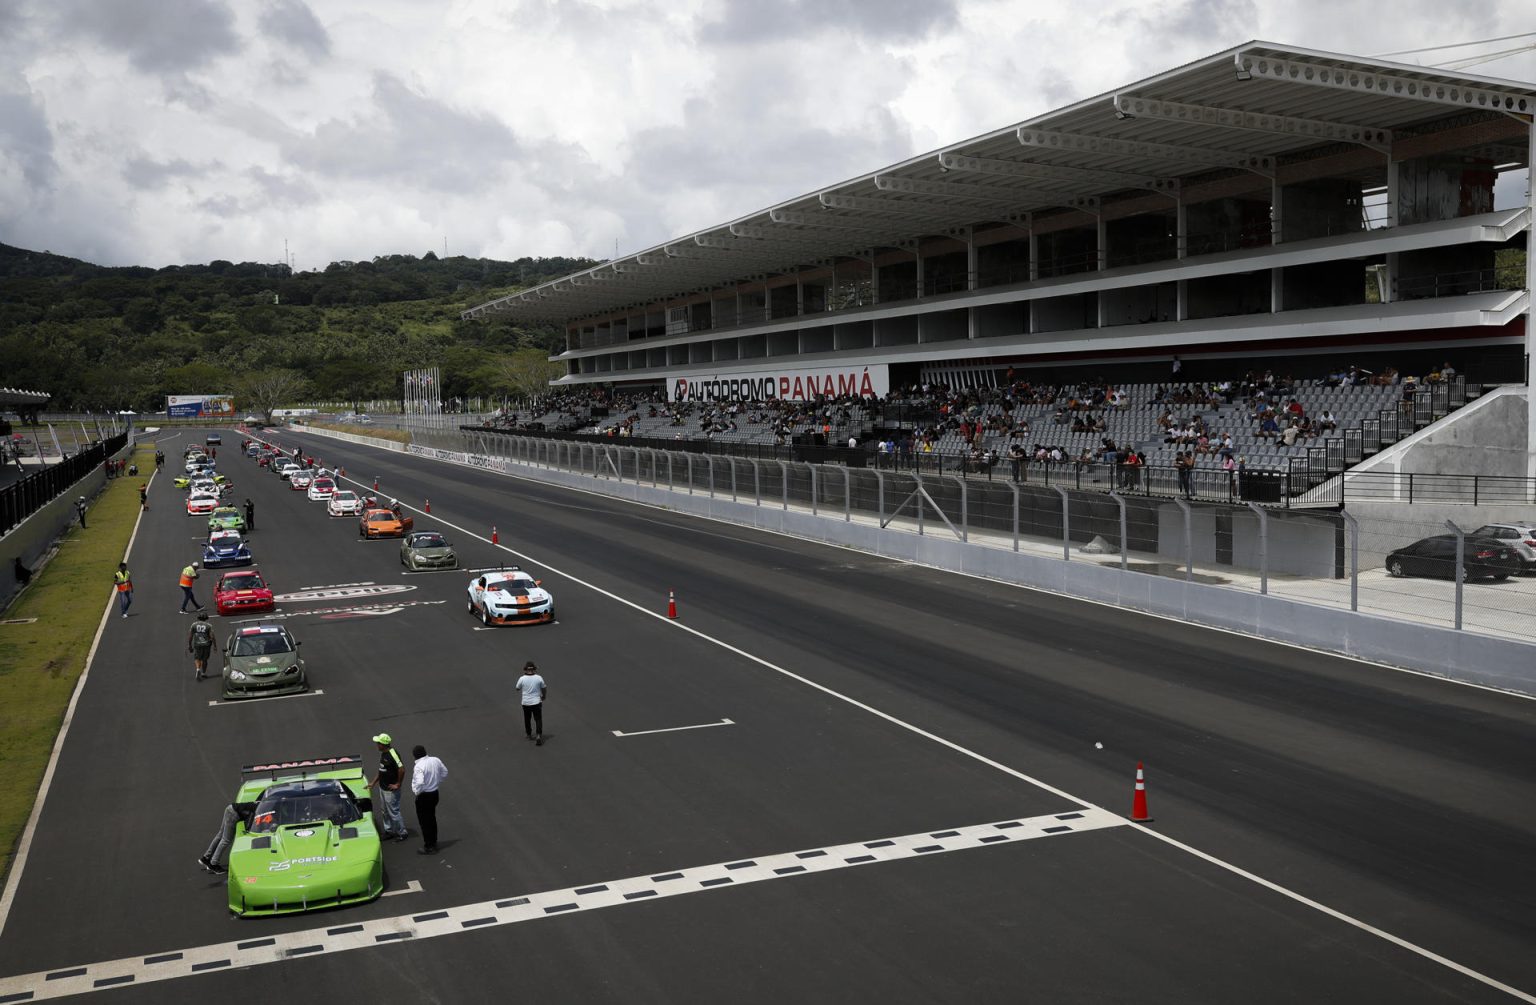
753,459,762,505
732,458,739,502
1341,509,1360,611
1110,491,1128,571
1246,502,1269,595
707,455,716,498
843,467,851,522
874,470,886,526
1174,498,1193,581
1053,485,1070,561
777,460,789,511
810,465,819,517
947,475,968,543
1446,519,1465,630
685,454,695,495
667,452,674,491
1010,482,1020,552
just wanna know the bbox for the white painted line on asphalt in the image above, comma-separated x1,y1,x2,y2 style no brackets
380,880,424,899
0,809,1117,1002
206,690,325,708
307,447,1536,1004
0,460,157,941
613,718,734,738
400,568,461,575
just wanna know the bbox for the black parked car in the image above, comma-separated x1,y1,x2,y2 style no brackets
1384,535,1519,581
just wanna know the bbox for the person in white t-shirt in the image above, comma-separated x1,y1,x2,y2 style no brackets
517,661,547,746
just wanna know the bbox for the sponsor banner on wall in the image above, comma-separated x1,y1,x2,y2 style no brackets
166,394,236,419
668,365,888,403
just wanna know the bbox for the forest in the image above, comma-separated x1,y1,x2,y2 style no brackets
0,242,597,411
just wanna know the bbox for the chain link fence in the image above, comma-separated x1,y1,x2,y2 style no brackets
402,427,1535,647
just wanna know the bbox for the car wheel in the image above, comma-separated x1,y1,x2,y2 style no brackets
467,597,475,614
481,605,490,626
1387,560,1405,577
1492,572,1510,582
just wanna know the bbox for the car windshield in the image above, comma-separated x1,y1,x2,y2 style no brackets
412,534,446,548
488,577,536,593
223,574,265,591
313,480,334,490
210,532,242,547
333,491,356,502
232,631,294,657
248,780,360,832
369,512,395,523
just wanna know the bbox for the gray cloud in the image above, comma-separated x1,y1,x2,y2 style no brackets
246,165,319,206
48,0,239,76
259,0,330,61
122,156,206,190
282,72,521,192
0,89,59,192
700,0,960,45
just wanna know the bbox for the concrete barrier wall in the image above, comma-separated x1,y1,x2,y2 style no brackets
292,426,1536,692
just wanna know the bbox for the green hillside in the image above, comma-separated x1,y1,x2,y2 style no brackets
0,244,596,411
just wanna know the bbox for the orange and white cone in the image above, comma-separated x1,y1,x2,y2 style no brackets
491,525,499,545
667,590,678,619
1130,762,1152,822
373,476,379,491
425,498,431,513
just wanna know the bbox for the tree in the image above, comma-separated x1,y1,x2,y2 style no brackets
495,349,563,405
237,369,309,423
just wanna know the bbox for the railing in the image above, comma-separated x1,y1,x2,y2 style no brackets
1396,269,1507,300
0,432,129,537
1339,470,1536,505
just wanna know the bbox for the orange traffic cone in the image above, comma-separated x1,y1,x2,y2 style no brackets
1130,762,1152,822
373,476,379,491
491,525,499,545
425,498,431,513
667,590,677,619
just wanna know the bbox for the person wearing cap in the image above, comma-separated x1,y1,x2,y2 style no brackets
114,562,133,618
369,733,407,841
517,662,547,746
178,560,205,613
75,496,88,529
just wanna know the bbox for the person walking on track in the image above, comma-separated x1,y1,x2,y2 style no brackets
410,745,447,856
517,661,547,746
179,560,205,613
187,611,216,680
114,562,133,618
370,733,408,841
139,483,149,510
244,497,255,531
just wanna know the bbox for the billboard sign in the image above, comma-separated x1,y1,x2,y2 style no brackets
668,365,888,403
166,394,236,419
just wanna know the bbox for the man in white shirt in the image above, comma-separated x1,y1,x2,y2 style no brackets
517,661,548,746
410,744,448,856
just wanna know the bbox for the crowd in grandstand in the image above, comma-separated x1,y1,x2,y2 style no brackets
479,358,1459,495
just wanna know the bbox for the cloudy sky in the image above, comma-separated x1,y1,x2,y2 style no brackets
2,0,1534,270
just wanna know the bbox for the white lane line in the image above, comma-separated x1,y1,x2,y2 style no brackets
400,569,461,575
613,718,734,738
379,880,424,899
206,690,325,708
0,463,157,941
315,453,1536,1005
0,809,1117,1002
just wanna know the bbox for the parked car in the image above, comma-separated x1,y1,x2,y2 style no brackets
1384,535,1519,581
1470,523,1536,574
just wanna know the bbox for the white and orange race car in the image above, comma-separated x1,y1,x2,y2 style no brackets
186,492,220,516
465,569,554,626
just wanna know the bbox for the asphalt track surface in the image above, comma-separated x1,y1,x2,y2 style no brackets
1,427,1534,1003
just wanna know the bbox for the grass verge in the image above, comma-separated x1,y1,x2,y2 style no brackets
307,422,412,445
0,445,152,886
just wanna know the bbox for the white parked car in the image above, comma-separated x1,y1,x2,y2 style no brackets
327,489,362,517
288,471,313,490
186,492,219,516
306,477,337,501
465,568,554,626
1470,523,1536,574
275,462,301,480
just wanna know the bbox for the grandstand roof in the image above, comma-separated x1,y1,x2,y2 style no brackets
0,388,50,407
465,41,1536,326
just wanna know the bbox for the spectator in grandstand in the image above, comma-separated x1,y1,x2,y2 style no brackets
1257,413,1280,440
1007,443,1025,481
1175,452,1193,498
1400,375,1418,415
1318,409,1337,432
1286,398,1305,420
1281,422,1301,448
1440,361,1456,379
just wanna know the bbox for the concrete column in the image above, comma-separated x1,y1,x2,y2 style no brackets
915,246,925,300
870,258,880,306
1028,230,1039,282
1527,127,1536,480
966,226,978,290
1176,280,1188,321
1271,177,1283,245
1384,154,1400,304
796,271,804,317
1271,268,1283,313
1175,199,1187,260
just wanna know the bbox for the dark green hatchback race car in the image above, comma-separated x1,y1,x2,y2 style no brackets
226,756,384,917
400,530,458,570
221,623,306,700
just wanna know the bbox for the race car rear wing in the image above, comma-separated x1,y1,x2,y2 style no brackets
241,754,365,782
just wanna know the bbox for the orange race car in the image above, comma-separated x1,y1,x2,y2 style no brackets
358,507,414,539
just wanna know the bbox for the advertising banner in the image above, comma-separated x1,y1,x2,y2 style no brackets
668,364,888,403
166,394,235,419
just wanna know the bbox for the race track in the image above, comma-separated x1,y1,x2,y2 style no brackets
1,426,1533,1004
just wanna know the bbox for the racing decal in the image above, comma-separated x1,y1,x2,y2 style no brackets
275,584,416,603
294,829,315,838
269,856,337,872
245,755,361,772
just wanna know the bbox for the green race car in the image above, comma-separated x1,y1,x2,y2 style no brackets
209,506,247,532
222,623,306,699
226,755,384,917
400,530,458,570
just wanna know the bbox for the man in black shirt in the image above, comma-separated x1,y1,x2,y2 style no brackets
369,733,407,841
187,612,216,680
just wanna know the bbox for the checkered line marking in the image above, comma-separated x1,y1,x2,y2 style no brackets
0,808,1122,1001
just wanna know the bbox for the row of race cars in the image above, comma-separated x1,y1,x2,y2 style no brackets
178,431,556,916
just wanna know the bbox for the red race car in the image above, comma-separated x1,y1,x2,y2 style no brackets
214,569,276,617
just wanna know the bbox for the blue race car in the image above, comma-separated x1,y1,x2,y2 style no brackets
203,529,254,568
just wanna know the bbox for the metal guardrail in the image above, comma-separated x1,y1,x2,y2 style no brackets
0,432,129,537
